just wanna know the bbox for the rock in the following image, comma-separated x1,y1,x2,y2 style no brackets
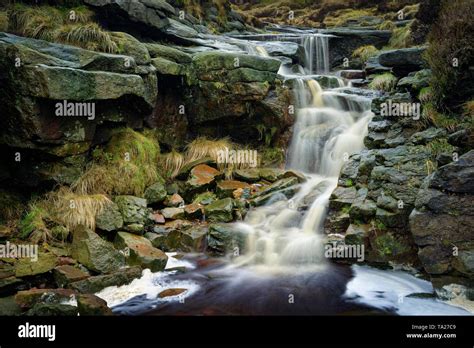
0,277,24,296
124,223,145,235
259,168,285,182
144,182,168,204
183,203,203,220
0,296,22,315
340,70,365,79
234,168,260,182
158,288,187,298
252,177,299,198
114,232,168,272
216,180,251,198
429,150,474,194
15,252,57,278
114,196,149,225
176,158,216,180
186,164,221,194
76,294,113,316
377,47,427,76
15,288,76,309
26,303,78,316
70,267,142,293
96,202,124,232
164,193,184,207
161,207,185,220
207,223,246,255
344,224,370,246
110,31,151,65
144,43,192,64
409,127,447,145
329,186,358,210
151,57,185,76
192,191,218,205
71,226,125,274
151,225,207,252
204,198,234,223
150,212,165,224
397,69,431,93
349,200,377,222
54,265,89,288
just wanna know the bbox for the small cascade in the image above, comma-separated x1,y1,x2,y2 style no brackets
301,34,330,74
306,79,324,107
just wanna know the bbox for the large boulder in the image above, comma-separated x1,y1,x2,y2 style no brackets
114,232,168,272
71,227,125,274
70,266,142,293
409,151,474,281
207,223,246,256
377,47,427,76
204,198,234,223
0,33,157,187
114,196,149,225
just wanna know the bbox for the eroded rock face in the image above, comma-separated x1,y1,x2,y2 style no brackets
0,33,157,187
409,150,474,282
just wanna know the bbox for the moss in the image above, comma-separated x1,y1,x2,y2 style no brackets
377,20,396,31
352,45,379,63
74,128,161,196
259,147,285,167
374,232,409,257
418,86,433,104
19,204,49,240
369,73,397,92
0,11,8,31
345,179,354,187
323,8,376,27
421,103,459,132
427,139,455,157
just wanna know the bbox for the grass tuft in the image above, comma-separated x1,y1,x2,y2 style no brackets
369,73,397,92
352,45,379,63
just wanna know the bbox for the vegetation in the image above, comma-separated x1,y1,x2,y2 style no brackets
368,73,397,92
424,0,474,112
352,45,379,64
7,4,117,53
387,22,413,49
74,128,160,196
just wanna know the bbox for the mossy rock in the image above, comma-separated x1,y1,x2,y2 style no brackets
96,202,124,232
15,252,57,278
144,182,167,204
114,195,149,225
204,198,234,223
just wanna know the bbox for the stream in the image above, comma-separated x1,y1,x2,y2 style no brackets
94,29,471,316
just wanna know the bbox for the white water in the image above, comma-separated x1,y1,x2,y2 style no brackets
232,38,372,269
94,32,471,316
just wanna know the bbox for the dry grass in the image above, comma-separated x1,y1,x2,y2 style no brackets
160,150,185,179
7,4,117,53
352,45,379,63
46,187,111,231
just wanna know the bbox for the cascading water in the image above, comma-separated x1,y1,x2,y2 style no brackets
301,34,330,74
233,36,373,270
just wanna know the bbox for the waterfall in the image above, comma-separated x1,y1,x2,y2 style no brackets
301,34,330,74
233,34,373,270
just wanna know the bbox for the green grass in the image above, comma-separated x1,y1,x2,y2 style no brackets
369,73,397,92
387,22,413,49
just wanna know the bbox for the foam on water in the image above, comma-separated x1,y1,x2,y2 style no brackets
345,265,472,315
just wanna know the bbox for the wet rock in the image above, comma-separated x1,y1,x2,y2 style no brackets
397,69,431,93
409,127,447,145
207,223,246,256
259,168,285,182
15,252,57,278
151,57,185,76
0,277,24,296
114,196,149,225
377,47,427,76
164,193,184,207
53,265,89,288
26,303,78,316
184,203,203,220
71,226,125,274
234,168,260,182
186,164,221,195
0,296,22,315
340,70,365,79
114,232,168,272
70,266,142,293
161,207,185,220
77,294,113,316
204,198,234,223
96,202,124,232
158,288,187,298
429,150,474,193
145,43,192,64
192,191,218,205
124,223,145,235
15,288,76,309
344,224,370,246
144,182,168,205
110,31,151,65
216,180,251,198
149,212,165,224
349,200,377,223
152,225,208,252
